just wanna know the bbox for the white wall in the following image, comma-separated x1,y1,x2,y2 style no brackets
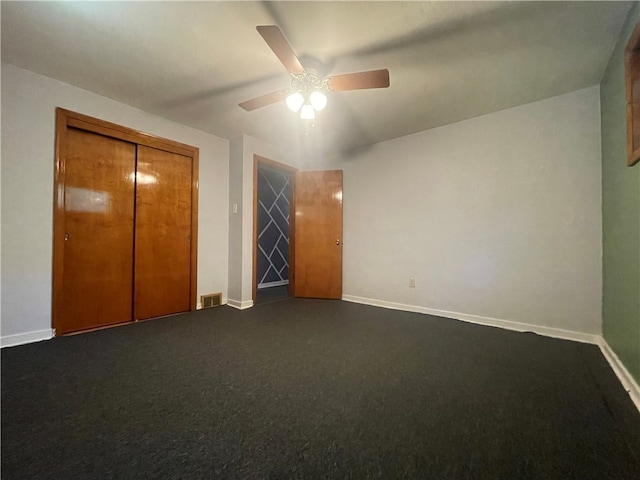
227,134,297,308
336,86,603,335
1,63,230,343
0,61,603,342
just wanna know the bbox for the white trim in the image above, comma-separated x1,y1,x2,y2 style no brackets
598,338,640,412
341,295,600,344
1,329,55,348
226,299,254,310
258,280,289,289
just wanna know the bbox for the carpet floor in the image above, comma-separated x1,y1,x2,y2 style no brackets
255,285,290,306
2,299,639,479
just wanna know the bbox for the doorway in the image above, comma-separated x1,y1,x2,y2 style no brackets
252,156,297,305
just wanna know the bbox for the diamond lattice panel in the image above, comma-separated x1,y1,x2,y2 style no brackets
257,167,291,288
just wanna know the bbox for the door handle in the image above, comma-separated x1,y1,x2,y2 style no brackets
336,239,341,246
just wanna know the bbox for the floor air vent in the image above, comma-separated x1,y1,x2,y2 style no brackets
200,292,222,309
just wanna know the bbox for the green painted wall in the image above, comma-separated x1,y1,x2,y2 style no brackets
601,2,640,383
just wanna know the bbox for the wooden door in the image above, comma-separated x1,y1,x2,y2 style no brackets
293,170,343,299
59,128,136,334
134,146,192,320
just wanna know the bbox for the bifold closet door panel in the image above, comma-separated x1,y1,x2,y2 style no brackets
60,128,136,334
134,146,192,320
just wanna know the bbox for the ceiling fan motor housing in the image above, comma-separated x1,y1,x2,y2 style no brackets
290,72,330,95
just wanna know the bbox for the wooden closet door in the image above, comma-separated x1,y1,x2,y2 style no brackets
134,146,193,320
59,128,136,334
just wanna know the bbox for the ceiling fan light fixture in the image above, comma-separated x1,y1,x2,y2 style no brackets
286,92,304,112
309,90,327,111
239,26,389,115
300,103,315,120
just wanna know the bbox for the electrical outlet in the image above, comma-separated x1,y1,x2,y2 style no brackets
409,278,416,288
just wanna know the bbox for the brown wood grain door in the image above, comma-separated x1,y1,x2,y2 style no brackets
293,170,343,299
134,146,192,320
59,128,136,334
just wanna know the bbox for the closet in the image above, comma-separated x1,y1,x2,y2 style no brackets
53,108,198,335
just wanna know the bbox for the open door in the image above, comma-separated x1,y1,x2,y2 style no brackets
252,156,297,304
293,170,343,299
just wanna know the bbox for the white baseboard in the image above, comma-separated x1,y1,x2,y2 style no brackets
598,338,640,412
258,280,289,289
1,329,55,348
226,299,254,310
342,295,600,344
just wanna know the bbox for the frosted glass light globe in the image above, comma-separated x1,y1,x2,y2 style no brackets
300,104,316,120
286,92,304,112
309,91,327,111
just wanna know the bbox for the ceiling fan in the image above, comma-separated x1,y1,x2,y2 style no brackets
239,25,390,119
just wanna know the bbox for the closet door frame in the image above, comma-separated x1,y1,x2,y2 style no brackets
53,108,199,335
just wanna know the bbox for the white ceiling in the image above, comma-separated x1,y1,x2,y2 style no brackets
1,1,633,159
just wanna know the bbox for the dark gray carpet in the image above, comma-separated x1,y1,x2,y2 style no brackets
2,299,639,479
255,285,290,305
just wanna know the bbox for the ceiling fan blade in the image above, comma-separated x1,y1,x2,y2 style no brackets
327,69,390,91
238,90,288,111
256,25,305,75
